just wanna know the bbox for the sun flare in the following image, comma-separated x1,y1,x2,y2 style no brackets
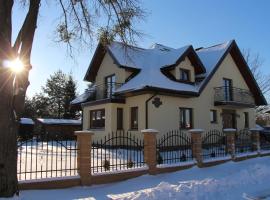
5,58,24,73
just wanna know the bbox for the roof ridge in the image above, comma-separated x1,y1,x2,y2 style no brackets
196,40,233,51
112,41,146,51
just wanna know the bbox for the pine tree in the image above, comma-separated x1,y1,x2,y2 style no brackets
42,70,67,118
63,74,77,119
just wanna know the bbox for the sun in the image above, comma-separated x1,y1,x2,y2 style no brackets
4,58,24,73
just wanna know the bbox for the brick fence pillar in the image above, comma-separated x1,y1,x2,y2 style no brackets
223,128,236,159
250,128,261,152
75,130,94,186
189,129,203,167
141,129,158,175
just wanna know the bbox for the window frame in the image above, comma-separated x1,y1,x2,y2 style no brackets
210,110,218,124
179,68,190,82
130,107,138,130
244,112,249,128
179,107,193,129
223,78,233,101
90,109,105,129
117,108,124,130
104,74,116,98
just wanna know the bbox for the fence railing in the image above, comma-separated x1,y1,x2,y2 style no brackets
214,86,255,106
17,135,78,181
91,131,145,173
17,128,265,187
260,132,270,151
156,130,193,165
202,130,227,160
235,129,254,154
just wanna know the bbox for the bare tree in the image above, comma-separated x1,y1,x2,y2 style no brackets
243,49,270,121
0,0,145,197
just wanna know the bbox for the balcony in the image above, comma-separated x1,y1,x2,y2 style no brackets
86,82,124,101
214,86,255,107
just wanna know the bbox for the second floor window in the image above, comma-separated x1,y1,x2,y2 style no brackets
180,107,193,129
105,74,116,98
130,107,138,130
223,78,233,101
90,109,105,129
180,69,190,81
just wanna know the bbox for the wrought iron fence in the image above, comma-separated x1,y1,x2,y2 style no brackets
260,132,270,151
202,130,227,159
156,130,193,165
235,129,254,154
17,134,78,181
91,130,145,173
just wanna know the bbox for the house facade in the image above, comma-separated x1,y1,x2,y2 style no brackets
72,40,267,139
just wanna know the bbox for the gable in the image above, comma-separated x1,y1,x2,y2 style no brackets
198,40,267,105
203,53,250,95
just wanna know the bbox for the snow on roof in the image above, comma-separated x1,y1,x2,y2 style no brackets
37,118,82,125
108,41,232,94
108,41,191,70
196,41,232,74
20,118,34,125
71,88,95,105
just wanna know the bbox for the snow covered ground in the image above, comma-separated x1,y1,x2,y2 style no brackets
5,156,270,200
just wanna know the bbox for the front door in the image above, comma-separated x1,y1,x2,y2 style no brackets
222,109,236,129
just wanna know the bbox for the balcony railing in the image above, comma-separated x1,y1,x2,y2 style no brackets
87,82,124,101
214,86,255,107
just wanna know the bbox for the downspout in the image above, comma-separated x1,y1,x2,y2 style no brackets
145,93,158,129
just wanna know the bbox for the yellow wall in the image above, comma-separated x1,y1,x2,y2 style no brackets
94,53,132,98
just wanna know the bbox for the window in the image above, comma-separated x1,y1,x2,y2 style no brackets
244,112,249,128
130,107,138,130
105,74,116,98
117,108,123,130
90,109,105,129
210,110,217,123
223,78,233,101
180,108,193,129
180,69,190,81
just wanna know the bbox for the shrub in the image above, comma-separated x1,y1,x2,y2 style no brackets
127,159,134,168
103,160,110,171
157,151,163,164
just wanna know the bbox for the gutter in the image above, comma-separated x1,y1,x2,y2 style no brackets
145,93,158,129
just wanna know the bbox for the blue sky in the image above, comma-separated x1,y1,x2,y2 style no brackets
12,0,270,97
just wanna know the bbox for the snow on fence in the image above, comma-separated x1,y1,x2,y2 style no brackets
17,136,78,181
156,130,193,165
91,131,145,173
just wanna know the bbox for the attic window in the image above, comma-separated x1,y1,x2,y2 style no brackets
180,69,190,81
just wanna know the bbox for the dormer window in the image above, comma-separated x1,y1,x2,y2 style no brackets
180,69,190,81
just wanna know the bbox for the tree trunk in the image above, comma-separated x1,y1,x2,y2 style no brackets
0,69,18,197
0,0,40,197
0,0,18,197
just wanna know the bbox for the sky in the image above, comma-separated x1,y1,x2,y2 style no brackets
12,0,270,97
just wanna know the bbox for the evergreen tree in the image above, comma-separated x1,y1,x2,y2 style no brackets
63,74,77,119
42,70,67,118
